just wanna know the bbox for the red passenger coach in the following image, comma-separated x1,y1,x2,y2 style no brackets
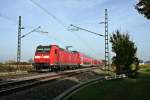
34,45,102,71
78,53,93,66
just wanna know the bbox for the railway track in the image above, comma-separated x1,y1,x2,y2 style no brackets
0,67,100,97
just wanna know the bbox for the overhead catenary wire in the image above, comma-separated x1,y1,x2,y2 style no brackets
39,31,72,49
67,25,99,57
21,26,41,38
0,1,103,59
29,0,66,27
69,24,104,58
66,29,101,58
70,31,99,57
0,0,104,62
28,0,76,48
36,27,94,56
70,24,104,37
28,0,102,59
0,13,17,25
0,2,96,59
0,13,39,30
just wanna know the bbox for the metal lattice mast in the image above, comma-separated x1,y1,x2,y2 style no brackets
104,9,110,71
16,16,47,64
69,9,110,72
17,16,22,63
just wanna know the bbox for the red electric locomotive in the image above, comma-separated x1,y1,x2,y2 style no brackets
34,44,102,71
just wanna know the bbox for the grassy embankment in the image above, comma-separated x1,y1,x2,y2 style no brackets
70,65,150,100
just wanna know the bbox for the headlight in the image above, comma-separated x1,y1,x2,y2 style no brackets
35,56,41,59
43,56,49,58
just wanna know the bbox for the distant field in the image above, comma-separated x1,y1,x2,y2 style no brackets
140,64,150,67
0,64,33,72
70,65,150,100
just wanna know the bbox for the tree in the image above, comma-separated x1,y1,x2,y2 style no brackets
135,0,150,19
110,30,139,76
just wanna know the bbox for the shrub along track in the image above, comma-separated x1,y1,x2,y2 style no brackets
0,66,101,98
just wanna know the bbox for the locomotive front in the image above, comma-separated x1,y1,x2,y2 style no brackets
34,45,51,70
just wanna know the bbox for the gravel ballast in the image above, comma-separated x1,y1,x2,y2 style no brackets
1,69,105,100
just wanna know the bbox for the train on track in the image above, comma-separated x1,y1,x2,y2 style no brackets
33,45,103,71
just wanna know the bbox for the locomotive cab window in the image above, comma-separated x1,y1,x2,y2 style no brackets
36,46,50,53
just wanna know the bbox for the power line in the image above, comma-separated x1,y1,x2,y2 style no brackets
17,16,48,63
68,25,100,57
68,24,104,57
70,24,104,37
68,8,111,71
71,31,99,56
69,24,105,57
29,0,102,59
29,0,66,27
0,13,37,29
0,13,17,24
21,26,41,38
69,24,105,56
38,29,94,56
38,31,70,47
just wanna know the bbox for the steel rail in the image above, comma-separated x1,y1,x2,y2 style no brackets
0,66,100,96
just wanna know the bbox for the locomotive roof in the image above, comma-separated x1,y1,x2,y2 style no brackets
36,45,101,61
37,45,51,47
37,45,79,53
59,47,79,53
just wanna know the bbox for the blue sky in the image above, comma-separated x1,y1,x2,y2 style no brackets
0,0,150,62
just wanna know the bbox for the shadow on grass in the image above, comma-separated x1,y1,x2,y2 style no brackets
69,72,150,100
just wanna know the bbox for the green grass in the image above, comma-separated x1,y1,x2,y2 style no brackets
70,66,150,100
140,65,150,73
145,69,150,72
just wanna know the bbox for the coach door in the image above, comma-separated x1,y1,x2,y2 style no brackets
54,49,59,64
